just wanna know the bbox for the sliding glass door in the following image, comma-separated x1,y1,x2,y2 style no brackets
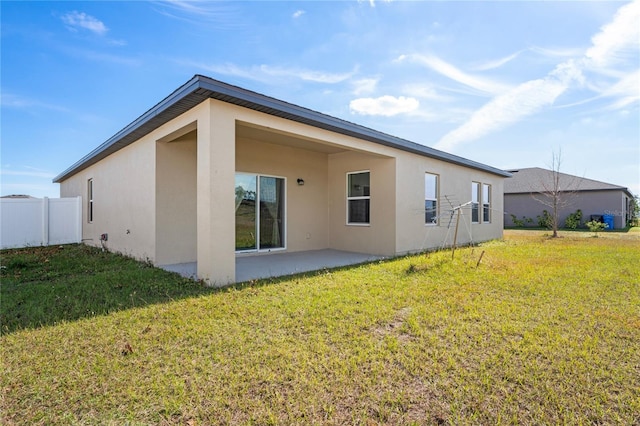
235,173,285,252
235,174,258,251
258,176,285,249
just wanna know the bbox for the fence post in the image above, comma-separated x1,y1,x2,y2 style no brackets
42,197,49,246
76,196,83,243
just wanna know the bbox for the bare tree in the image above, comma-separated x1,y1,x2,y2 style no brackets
531,150,581,238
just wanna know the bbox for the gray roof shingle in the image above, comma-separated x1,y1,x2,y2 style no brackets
505,167,630,195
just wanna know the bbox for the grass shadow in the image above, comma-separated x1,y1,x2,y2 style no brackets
0,244,219,334
1,244,394,335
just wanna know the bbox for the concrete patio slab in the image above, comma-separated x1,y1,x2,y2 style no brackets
160,249,384,283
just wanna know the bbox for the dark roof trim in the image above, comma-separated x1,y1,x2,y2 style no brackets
54,75,511,182
506,188,632,196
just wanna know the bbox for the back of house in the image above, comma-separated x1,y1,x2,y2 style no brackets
55,75,510,285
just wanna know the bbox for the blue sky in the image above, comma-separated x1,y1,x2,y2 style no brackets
2,0,639,198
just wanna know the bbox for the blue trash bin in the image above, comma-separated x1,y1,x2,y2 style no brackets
603,214,614,230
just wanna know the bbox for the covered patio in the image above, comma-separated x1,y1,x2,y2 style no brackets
161,249,384,283
155,109,395,286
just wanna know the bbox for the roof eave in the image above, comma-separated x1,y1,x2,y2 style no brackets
53,76,205,182
54,75,511,182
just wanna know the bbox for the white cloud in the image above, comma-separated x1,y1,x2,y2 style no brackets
259,65,357,84
151,1,242,29
106,38,127,47
182,61,356,84
0,167,59,198
1,169,56,179
154,0,230,18
401,54,512,95
187,62,258,80
472,50,523,71
601,70,640,110
359,0,392,7
0,182,59,198
61,11,108,36
529,46,585,59
352,78,378,95
434,0,638,152
293,10,305,19
434,75,570,152
57,44,140,66
402,83,451,102
79,50,140,66
350,96,419,116
1,94,69,112
162,0,212,16
584,0,640,69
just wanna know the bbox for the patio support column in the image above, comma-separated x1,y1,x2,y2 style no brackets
197,100,236,286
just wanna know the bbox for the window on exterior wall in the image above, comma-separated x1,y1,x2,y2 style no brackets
482,183,491,223
425,173,438,225
88,178,94,223
471,182,480,223
347,171,370,225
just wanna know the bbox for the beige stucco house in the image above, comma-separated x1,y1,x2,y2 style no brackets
54,75,510,286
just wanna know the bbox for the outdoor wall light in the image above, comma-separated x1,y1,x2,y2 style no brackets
297,178,305,186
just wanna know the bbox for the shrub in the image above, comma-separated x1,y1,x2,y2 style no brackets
537,210,552,229
564,209,583,229
586,219,608,236
510,214,533,227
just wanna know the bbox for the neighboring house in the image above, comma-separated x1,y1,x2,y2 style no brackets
1,194,37,199
54,75,510,286
504,167,634,229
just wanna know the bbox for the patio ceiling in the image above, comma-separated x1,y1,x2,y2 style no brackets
237,122,350,155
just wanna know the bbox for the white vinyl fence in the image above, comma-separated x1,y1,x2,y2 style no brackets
0,197,82,249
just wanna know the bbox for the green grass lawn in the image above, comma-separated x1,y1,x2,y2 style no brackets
2,232,639,425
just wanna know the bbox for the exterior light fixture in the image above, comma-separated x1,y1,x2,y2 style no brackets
297,178,305,186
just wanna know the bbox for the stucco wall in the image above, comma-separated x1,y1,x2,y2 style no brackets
60,102,210,264
394,153,505,254
218,100,505,256
236,138,329,252
327,151,397,255
156,136,197,265
504,190,628,229
60,136,157,260
196,101,236,284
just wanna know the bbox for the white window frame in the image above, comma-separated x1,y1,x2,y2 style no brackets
346,170,370,226
87,178,94,223
482,183,491,223
425,172,439,225
471,181,480,224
